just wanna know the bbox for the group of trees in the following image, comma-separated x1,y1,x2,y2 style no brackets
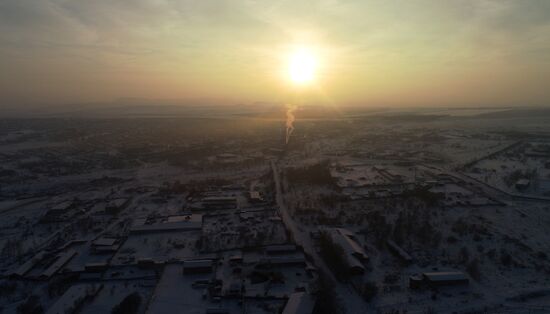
112,292,142,314
312,275,343,314
393,206,442,249
286,161,336,186
401,186,443,207
360,281,378,301
366,211,392,248
504,168,537,188
318,232,349,281
17,295,43,314
1,238,24,262
365,208,441,251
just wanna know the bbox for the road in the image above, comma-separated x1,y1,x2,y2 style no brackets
421,164,550,203
270,160,369,313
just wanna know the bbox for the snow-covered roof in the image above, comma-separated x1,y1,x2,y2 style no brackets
7,251,46,277
516,179,530,186
423,272,468,282
42,250,77,278
130,215,202,233
333,229,368,261
183,259,214,269
92,237,117,246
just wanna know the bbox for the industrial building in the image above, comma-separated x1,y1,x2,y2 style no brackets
328,228,368,275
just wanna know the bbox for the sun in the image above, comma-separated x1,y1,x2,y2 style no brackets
288,48,317,85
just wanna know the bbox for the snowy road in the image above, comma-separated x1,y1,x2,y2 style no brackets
270,160,370,313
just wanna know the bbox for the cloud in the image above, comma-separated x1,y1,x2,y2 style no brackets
0,0,549,106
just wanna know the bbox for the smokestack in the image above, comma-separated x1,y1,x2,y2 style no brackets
285,104,297,144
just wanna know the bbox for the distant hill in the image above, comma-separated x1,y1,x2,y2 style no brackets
474,107,550,119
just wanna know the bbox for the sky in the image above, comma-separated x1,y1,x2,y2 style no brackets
1,0,550,109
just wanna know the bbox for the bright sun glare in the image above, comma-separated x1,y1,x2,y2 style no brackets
288,48,317,85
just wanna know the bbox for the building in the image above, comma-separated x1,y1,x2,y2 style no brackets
137,258,157,268
41,250,77,279
515,179,530,191
45,284,102,314
41,201,77,222
183,259,214,274
206,309,229,314
239,211,255,221
202,196,238,210
224,280,243,297
328,228,368,275
6,251,46,278
386,240,413,264
410,271,469,289
282,292,315,314
228,252,243,264
265,244,297,255
91,237,120,254
248,191,264,203
130,214,202,234
105,198,130,214
259,254,306,266
335,229,368,261
216,153,240,163
84,262,108,272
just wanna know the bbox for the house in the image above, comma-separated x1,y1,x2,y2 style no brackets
228,252,243,264
515,179,530,191
248,191,264,203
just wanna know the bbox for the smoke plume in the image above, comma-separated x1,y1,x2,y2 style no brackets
285,104,297,144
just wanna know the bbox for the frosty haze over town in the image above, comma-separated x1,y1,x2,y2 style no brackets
1,105,550,314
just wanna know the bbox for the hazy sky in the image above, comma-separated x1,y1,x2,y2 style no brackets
1,0,550,108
